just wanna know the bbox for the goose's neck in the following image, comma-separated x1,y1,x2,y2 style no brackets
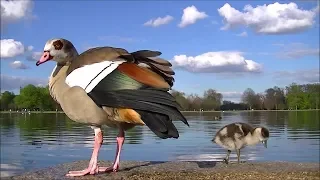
244,133,260,146
48,64,70,103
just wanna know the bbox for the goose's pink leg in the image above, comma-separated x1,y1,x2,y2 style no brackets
65,128,125,177
99,129,125,172
66,128,104,177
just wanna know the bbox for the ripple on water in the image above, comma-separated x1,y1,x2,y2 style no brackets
0,111,319,177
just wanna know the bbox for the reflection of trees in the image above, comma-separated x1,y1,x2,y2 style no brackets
124,126,143,144
2,111,319,146
101,125,144,145
285,111,320,140
1,113,145,146
265,111,286,128
0,113,15,129
287,111,319,131
239,111,263,124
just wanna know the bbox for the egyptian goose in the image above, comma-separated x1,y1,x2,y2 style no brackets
212,122,269,164
35,38,189,177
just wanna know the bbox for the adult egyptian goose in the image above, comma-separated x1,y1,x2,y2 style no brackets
212,122,269,164
35,38,189,177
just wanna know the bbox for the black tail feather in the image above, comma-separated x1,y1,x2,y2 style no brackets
136,110,179,139
88,88,189,139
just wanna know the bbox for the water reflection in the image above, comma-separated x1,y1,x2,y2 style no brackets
0,111,319,177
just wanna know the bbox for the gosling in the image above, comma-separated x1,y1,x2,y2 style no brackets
212,122,269,164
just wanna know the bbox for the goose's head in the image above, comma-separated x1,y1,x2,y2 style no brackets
253,127,270,148
36,38,78,66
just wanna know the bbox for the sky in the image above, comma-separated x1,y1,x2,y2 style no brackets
1,0,319,102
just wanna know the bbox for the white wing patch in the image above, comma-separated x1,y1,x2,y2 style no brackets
65,60,125,93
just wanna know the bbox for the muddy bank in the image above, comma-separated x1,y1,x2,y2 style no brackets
5,161,320,180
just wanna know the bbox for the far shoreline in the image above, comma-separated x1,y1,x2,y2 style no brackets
1,109,319,114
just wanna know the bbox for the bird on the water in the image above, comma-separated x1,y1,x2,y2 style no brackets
35,38,189,177
212,122,269,164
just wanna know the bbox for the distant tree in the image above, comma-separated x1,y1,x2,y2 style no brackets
241,88,256,109
285,83,305,110
170,89,189,110
38,86,57,110
0,91,16,110
264,88,276,110
187,94,203,111
255,93,265,110
201,89,222,111
220,101,248,111
308,83,320,109
14,85,43,110
2,82,318,112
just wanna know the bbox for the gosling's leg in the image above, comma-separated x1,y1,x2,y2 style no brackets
236,149,240,164
223,150,231,164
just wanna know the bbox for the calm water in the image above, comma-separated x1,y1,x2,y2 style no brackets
1,111,319,177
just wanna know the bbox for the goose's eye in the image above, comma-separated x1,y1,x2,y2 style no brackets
53,40,63,50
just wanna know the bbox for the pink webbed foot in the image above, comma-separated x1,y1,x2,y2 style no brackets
66,128,103,177
65,129,125,177
66,166,98,177
66,165,117,177
99,134,124,173
98,163,120,173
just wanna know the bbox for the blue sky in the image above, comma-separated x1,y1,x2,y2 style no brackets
1,0,319,102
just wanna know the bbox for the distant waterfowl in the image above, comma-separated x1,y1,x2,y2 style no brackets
214,116,222,120
35,38,189,177
212,122,269,164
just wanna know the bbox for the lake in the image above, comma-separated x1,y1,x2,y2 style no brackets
1,111,319,177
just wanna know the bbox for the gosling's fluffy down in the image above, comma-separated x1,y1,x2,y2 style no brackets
212,122,269,164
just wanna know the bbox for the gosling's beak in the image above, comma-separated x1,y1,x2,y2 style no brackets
262,140,268,148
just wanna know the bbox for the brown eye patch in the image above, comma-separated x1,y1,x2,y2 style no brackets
53,40,63,50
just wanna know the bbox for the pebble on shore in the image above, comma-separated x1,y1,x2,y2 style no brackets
5,161,320,180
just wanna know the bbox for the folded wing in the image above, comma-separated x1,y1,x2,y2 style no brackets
65,47,188,139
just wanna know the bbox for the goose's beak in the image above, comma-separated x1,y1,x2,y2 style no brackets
36,52,53,66
262,140,268,148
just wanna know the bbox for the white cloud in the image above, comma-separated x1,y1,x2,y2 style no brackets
0,74,47,91
273,69,320,84
1,0,34,27
218,2,319,34
236,31,248,37
27,45,34,51
172,51,262,73
276,43,319,59
220,91,243,99
219,91,243,103
0,39,25,58
178,5,208,28
282,48,319,59
26,51,42,61
144,15,174,27
10,61,29,69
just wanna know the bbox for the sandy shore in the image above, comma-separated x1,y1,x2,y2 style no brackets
5,161,320,180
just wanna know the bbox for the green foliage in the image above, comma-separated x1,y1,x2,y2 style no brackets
0,91,16,110
1,82,319,111
170,90,190,110
285,83,320,110
6,85,57,111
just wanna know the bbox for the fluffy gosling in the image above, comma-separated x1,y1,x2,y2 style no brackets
212,122,269,164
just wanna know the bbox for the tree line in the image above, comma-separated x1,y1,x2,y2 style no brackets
0,83,319,111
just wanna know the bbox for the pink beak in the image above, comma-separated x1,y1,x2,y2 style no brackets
36,52,53,66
